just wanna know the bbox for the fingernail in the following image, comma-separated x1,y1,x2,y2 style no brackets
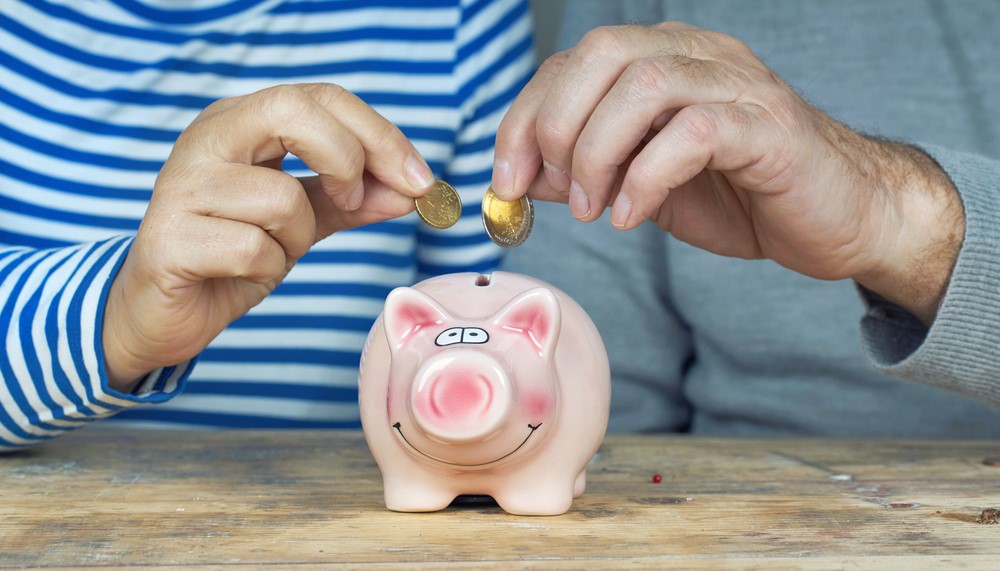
544,161,571,193
569,181,591,220
610,193,632,229
404,154,434,190
346,181,365,211
493,158,515,198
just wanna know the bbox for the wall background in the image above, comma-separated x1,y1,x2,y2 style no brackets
530,0,567,62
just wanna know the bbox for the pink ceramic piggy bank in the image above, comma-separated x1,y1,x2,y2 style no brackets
359,271,610,516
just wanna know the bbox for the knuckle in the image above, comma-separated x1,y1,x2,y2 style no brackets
653,20,699,33
712,31,754,57
724,105,754,143
139,212,189,271
757,87,803,131
174,117,208,147
698,29,728,45
622,57,674,97
628,157,660,190
263,174,307,222
367,118,406,155
255,84,313,130
571,149,611,186
316,141,365,188
538,50,569,78
535,116,569,156
576,26,629,60
136,213,167,251
338,139,366,182
200,96,232,118
651,24,699,55
238,228,279,275
302,82,349,107
675,106,719,146
571,142,599,176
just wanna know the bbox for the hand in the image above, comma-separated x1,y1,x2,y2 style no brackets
492,23,964,324
103,83,435,391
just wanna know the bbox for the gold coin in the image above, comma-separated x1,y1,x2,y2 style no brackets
481,186,533,248
415,180,462,229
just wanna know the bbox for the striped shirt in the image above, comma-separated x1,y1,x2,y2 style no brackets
0,0,534,449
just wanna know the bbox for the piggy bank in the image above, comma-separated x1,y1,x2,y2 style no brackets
359,271,610,516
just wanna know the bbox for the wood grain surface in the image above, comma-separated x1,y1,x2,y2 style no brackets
2,430,999,569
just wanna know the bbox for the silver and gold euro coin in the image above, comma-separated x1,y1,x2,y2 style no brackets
481,186,533,248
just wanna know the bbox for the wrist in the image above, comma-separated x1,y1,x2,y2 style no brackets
102,343,149,394
853,142,965,324
101,278,153,393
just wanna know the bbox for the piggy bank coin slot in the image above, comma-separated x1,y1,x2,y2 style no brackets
475,274,491,286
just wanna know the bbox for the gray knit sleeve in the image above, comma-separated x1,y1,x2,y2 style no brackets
859,145,1000,408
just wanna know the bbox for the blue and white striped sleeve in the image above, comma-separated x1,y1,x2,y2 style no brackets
416,0,535,277
0,236,191,451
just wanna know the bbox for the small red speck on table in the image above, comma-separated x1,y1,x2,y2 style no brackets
651,473,662,484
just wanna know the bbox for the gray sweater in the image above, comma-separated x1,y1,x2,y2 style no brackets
504,0,1000,436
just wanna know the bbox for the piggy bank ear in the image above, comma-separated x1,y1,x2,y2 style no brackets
492,288,561,356
383,288,451,350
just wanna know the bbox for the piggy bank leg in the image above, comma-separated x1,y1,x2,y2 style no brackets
382,472,456,513
573,469,586,498
492,473,577,516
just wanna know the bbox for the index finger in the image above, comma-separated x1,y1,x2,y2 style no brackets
301,84,435,197
492,51,567,200
182,84,435,208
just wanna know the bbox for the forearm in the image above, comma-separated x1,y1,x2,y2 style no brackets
0,237,190,451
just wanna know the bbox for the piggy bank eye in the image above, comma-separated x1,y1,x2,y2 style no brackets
435,327,464,346
461,327,489,344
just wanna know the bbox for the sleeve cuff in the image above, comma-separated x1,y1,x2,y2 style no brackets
858,145,1000,408
87,237,193,407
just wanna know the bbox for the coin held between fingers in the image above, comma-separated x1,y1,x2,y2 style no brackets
415,180,462,229
482,186,533,248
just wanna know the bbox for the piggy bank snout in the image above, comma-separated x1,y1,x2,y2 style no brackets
410,350,511,444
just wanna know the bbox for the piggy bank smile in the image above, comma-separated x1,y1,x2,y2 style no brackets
388,343,555,467
391,420,543,467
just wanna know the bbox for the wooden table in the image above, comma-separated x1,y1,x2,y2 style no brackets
2,430,999,569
